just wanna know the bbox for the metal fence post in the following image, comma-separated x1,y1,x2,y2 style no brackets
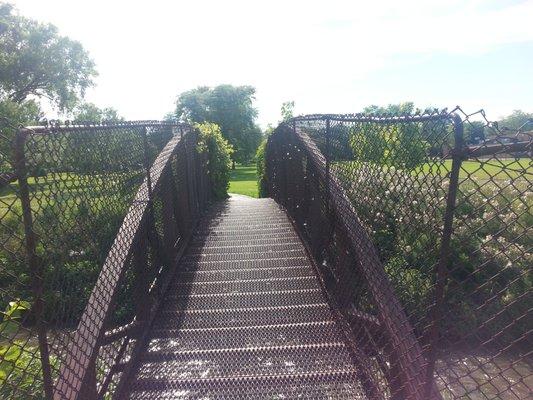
325,117,332,219
13,129,54,400
424,114,464,397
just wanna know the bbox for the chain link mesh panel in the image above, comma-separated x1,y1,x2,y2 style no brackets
266,110,532,399
0,119,211,399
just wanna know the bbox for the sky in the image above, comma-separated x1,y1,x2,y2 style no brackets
9,0,533,127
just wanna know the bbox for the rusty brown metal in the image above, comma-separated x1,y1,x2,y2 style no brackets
265,110,532,399
0,111,530,400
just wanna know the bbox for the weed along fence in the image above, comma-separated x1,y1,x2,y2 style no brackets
0,109,531,399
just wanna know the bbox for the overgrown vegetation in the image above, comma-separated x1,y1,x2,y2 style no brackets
196,122,234,199
255,139,268,197
175,85,262,166
0,300,55,399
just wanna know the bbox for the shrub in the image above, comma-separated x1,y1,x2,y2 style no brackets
256,139,268,197
195,122,233,200
349,122,429,170
0,300,56,400
336,162,532,346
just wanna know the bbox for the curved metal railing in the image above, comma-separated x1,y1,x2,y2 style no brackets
265,111,532,399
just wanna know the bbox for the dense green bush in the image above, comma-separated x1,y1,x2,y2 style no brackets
195,122,234,200
255,138,268,198
0,301,55,399
337,163,532,346
349,122,430,170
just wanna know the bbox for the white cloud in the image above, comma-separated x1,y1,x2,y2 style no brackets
10,0,533,126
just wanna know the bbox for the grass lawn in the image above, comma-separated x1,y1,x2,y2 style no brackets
419,158,532,180
229,164,258,198
337,158,532,181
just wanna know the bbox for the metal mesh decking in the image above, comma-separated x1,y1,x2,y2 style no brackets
123,195,366,399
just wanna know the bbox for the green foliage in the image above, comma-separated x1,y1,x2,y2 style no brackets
176,85,262,164
349,103,430,169
0,299,30,336
0,342,48,399
0,300,54,399
497,110,533,131
338,163,532,344
280,101,295,122
256,139,268,197
195,122,233,200
363,102,415,116
0,99,42,174
349,122,429,169
72,103,123,123
0,3,97,111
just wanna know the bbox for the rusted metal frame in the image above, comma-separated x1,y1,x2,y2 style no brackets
13,129,55,400
79,358,98,400
98,132,168,399
141,127,172,293
292,113,450,124
291,127,437,400
177,127,193,232
101,321,142,346
53,133,183,400
112,196,200,398
325,118,331,214
183,130,200,221
423,114,464,398
97,336,130,399
161,166,181,256
132,225,152,323
25,121,186,134
109,135,179,400
465,140,530,157
283,186,384,400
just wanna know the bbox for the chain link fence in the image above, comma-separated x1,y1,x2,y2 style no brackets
266,109,531,399
0,119,211,399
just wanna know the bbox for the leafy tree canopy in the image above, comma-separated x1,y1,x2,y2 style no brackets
497,110,533,132
72,103,123,123
363,102,415,115
281,101,295,122
175,85,262,164
0,2,97,112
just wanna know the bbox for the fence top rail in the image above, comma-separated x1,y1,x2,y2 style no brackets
21,120,189,134
290,111,454,124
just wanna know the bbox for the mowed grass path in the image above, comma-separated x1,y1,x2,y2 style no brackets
229,165,258,198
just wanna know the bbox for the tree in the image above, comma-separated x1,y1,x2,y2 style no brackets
175,85,262,166
464,121,485,144
281,101,295,121
0,3,97,111
350,102,429,169
0,3,98,184
72,103,123,123
363,102,415,115
497,110,533,132
195,122,233,199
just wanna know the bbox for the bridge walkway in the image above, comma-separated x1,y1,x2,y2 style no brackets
123,195,366,399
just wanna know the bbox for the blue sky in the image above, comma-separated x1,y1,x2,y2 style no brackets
10,0,533,127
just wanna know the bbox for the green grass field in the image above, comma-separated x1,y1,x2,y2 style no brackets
229,165,258,198
419,158,532,180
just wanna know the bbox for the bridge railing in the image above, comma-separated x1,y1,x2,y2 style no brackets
265,110,531,399
0,120,210,399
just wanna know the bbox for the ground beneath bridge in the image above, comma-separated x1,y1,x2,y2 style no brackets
124,195,365,399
